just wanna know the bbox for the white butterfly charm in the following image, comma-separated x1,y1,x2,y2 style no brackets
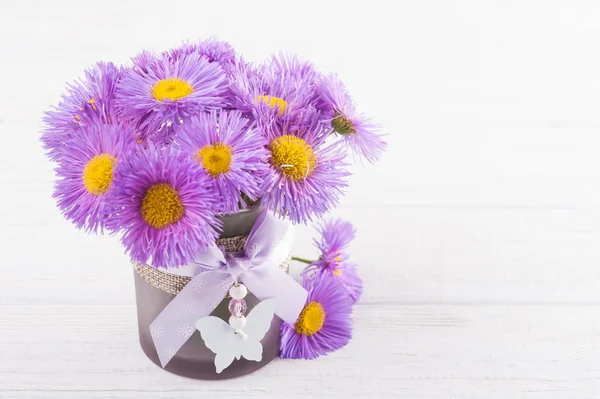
195,299,278,373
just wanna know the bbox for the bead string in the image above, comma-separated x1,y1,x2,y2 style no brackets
228,282,248,340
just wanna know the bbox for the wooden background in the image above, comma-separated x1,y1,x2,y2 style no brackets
2,0,600,397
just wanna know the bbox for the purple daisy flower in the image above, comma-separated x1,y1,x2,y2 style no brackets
280,274,353,359
229,53,321,126
115,51,229,143
305,218,363,303
165,38,238,74
260,113,350,224
175,110,269,213
106,145,222,268
53,123,136,233
131,50,157,74
42,61,122,161
317,74,387,163
266,52,322,82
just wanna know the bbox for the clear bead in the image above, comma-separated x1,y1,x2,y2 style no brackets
228,299,247,317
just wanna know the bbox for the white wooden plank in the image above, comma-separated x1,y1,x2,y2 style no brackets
2,303,600,398
3,0,600,127
2,1,600,397
5,123,600,210
3,207,600,305
3,1,600,210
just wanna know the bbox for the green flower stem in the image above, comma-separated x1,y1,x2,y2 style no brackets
291,256,316,265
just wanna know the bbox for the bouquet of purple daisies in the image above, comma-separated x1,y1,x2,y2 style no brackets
42,38,385,364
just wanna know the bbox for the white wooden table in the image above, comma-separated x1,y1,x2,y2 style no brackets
2,1,600,397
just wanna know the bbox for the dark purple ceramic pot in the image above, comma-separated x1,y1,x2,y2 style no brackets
133,207,283,379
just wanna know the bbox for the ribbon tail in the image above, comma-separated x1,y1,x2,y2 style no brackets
149,271,232,367
242,266,308,324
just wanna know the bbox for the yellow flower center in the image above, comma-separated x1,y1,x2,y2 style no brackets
194,143,232,177
332,269,342,276
152,78,194,101
294,301,326,336
256,95,288,115
331,114,356,135
141,183,184,229
82,154,116,195
268,135,316,181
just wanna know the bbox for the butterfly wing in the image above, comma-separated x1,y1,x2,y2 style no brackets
214,352,237,374
240,340,263,362
244,298,278,340
195,316,241,374
240,299,278,362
